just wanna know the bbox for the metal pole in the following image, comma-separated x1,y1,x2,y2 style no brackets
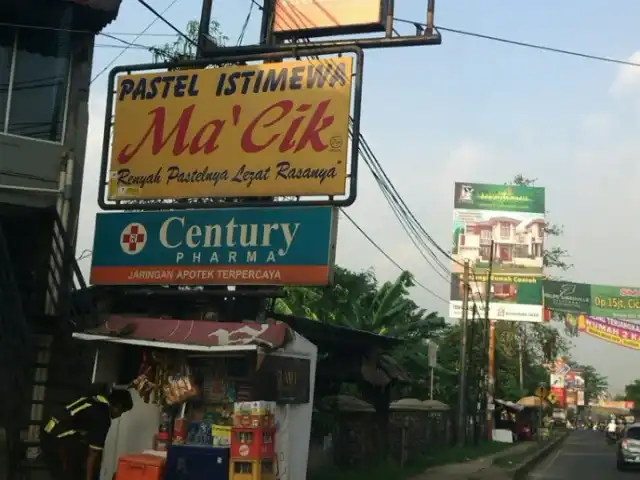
259,0,275,45
457,259,470,446
430,368,434,400
197,0,213,58
484,240,495,440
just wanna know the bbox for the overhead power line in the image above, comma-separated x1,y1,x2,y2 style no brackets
3,18,640,68
340,210,449,303
90,0,183,83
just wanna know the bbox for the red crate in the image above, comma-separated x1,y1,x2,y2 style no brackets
231,427,276,460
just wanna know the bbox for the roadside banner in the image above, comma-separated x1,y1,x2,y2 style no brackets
581,316,640,350
544,280,640,320
107,58,354,200
90,207,338,286
450,182,545,322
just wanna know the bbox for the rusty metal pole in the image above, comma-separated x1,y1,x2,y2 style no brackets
484,240,496,440
197,0,213,57
457,260,471,446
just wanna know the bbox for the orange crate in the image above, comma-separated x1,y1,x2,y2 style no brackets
231,427,275,460
115,454,165,480
230,458,276,480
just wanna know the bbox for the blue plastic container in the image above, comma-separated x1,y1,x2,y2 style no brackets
165,444,230,480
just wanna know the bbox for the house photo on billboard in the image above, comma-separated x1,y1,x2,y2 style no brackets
452,211,545,275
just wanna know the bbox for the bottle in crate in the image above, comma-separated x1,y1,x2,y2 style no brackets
231,426,275,460
230,458,276,480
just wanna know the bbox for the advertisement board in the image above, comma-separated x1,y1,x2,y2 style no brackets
550,373,565,388
577,390,585,406
273,0,388,37
450,182,545,322
544,280,640,320
550,386,566,408
90,207,338,286
566,389,577,406
106,58,354,201
565,371,585,390
450,273,544,322
580,316,640,351
543,281,591,314
591,284,640,320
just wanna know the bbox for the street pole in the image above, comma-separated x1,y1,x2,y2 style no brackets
457,260,471,446
484,240,495,440
430,367,434,400
197,0,213,58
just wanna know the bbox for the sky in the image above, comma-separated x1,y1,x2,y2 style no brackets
76,0,640,392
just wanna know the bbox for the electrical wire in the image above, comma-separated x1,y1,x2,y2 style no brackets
90,0,183,84
236,0,256,46
4,17,640,69
394,17,640,68
340,209,449,304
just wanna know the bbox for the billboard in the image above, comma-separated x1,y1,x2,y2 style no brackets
544,280,640,320
273,0,388,37
90,207,338,286
543,281,591,314
451,273,544,322
106,58,354,201
450,182,546,322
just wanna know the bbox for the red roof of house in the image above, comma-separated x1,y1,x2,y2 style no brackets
487,216,521,224
524,218,546,229
82,316,292,349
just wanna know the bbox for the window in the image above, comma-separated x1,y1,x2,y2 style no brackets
626,427,640,440
499,222,511,239
0,27,12,133
480,229,491,241
0,21,72,143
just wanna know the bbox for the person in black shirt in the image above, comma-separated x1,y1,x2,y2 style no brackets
41,389,133,480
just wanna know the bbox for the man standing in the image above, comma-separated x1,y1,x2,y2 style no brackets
41,389,133,480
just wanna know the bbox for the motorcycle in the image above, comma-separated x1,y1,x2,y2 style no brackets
606,430,618,445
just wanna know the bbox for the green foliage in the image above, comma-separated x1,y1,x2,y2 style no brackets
623,379,640,406
151,19,228,62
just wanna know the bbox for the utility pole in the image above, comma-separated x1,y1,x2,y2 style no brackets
484,240,495,440
457,259,470,446
197,0,213,57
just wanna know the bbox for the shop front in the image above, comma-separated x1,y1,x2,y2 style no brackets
72,316,317,480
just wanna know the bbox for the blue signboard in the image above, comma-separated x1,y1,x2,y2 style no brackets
90,207,337,286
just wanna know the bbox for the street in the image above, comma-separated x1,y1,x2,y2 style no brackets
529,429,638,479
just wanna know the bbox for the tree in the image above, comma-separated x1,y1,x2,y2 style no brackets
512,174,571,272
151,19,228,62
624,379,640,407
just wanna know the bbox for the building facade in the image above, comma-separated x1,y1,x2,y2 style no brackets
0,1,121,477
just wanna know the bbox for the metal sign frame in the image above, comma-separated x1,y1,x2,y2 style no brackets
98,46,364,211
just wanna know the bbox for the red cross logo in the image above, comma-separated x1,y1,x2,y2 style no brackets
120,223,147,255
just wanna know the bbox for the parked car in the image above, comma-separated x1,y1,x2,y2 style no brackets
617,423,640,470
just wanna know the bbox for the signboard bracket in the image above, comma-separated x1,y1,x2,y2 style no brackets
98,46,364,211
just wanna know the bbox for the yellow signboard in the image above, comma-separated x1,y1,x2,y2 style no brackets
547,392,557,404
108,58,354,200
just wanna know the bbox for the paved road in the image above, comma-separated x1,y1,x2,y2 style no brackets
529,429,638,479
